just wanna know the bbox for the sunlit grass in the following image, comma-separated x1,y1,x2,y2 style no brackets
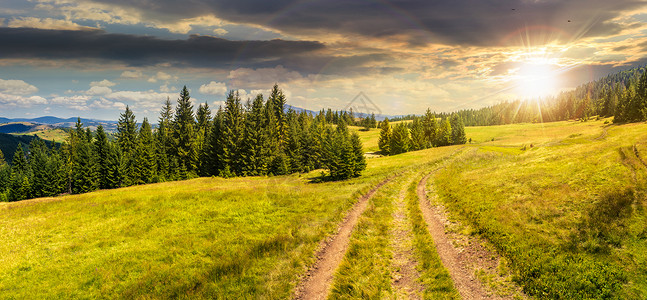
435,119,647,298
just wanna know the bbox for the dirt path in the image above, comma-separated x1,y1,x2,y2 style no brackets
294,177,393,300
417,173,523,300
390,177,424,299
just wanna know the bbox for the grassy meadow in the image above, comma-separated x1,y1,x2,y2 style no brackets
0,138,459,298
2,118,647,298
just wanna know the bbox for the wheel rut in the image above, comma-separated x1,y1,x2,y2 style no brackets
417,173,525,300
294,177,393,300
390,177,424,299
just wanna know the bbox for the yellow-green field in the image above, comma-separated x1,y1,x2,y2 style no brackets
15,128,69,143
2,119,647,298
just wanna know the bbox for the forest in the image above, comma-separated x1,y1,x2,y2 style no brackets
0,85,369,201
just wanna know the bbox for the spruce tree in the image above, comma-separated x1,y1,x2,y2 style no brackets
410,117,425,151
422,109,438,148
350,132,366,177
242,94,268,175
155,97,174,180
116,107,137,185
221,90,245,175
196,102,212,175
390,122,411,155
437,118,453,146
268,84,288,149
378,118,392,155
172,86,198,174
205,107,225,176
94,125,110,189
135,118,155,184
450,114,467,145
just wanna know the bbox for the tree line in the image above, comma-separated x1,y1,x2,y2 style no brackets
0,84,366,202
452,66,647,126
378,110,467,155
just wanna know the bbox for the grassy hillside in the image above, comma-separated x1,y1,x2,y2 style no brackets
435,119,647,298
0,143,458,298
2,118,647,298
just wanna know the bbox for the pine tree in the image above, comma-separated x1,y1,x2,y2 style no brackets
350,132,366,177
390,122,411,155
268,84,288,149
173,86,198,174
450,114,467,145
221,90,245,175
155,97,174,180
378,118,392,155
410,117,425,151
94,125,110,189
242,94,268,175
135,118,155,184
196,102,212,175
116,108,137,186
437,118,453,146
28,138,49,198
71,121,97,194
205,107,225,176
422,109,438,148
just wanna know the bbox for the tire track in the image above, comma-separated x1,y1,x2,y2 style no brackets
294,176,394,300
417,173,524,299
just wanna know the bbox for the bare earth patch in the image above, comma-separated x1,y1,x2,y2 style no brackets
417,173,526,300
294,177,393,300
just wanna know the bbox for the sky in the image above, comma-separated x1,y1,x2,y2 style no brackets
1,0,647,121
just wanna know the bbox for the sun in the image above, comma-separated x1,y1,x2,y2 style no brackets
515,62,558,99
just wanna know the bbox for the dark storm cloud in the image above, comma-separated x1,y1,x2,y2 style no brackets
87,0,646,46
0,27,327,69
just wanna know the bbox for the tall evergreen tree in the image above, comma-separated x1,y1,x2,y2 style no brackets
450,114,467,145
155,97,174,180
221,90,245,175
135,118,156,184
437,118,453,146
378,118,392,155
94,125,110,189
410,117,425,151
422,109,438,148
390,122,411,155
242,94,268,175
172,86,198,174
116,107,137,186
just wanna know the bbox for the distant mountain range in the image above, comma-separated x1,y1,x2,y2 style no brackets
0,116,118,131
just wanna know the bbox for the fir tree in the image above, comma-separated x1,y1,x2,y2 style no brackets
390,122,411,155
155,97,174,180
450,114,467,145
116,107,137,185
94,125,111,189
350,132,366,177
173,86,198,174
410,117,425,151
378,118,392,155
221,90,245,175
242,94,268,175
437,118,453,146
422,109,438,148
135,118,155,184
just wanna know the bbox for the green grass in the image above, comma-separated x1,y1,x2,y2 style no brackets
15,128,69,143
328,171,401,299
405,172,460,299
434,119,647,298
0,141,460,298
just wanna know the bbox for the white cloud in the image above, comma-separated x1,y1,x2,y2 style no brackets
148,71,176,83
0,93,47,107
7,17,98,30
90,99,127,111
199,81,227,95
90,79,116,87
120,70,143,79
86,86,113,95
50,95,90,110
213,28,228,36
105,90,176,109
160,84,178,93
0,79,39,95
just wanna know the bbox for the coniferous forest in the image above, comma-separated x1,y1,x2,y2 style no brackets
0,84,367,202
